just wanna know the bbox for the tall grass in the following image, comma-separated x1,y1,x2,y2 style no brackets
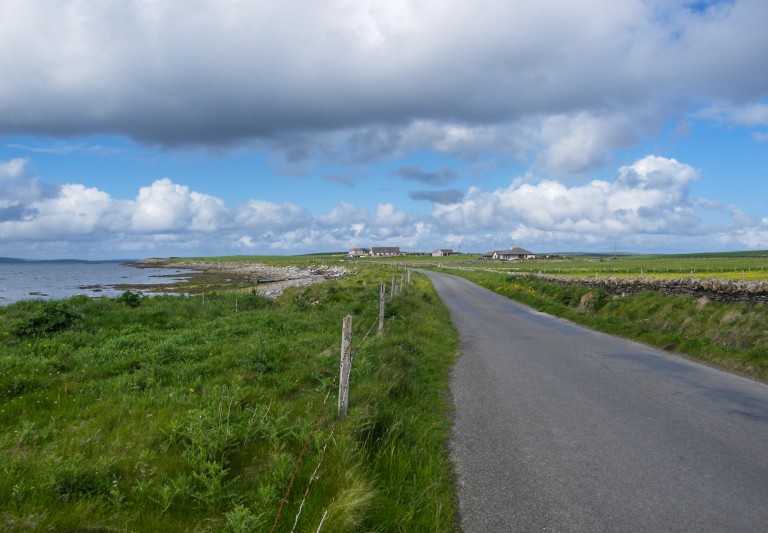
0,267,458,531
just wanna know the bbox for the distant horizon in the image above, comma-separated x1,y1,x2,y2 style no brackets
3,248,766,263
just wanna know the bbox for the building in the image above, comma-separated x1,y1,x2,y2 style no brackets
489,247,536,261
432,249,454,257
347,248,370,257
371,247,401,257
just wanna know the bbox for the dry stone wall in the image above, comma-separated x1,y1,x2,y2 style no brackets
507,271,768,305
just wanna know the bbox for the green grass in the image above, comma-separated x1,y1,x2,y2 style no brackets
0,266,459,531
373,250,768,281
432,267,768,381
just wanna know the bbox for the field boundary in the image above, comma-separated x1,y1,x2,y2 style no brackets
271,272,411,532
505,271,768,304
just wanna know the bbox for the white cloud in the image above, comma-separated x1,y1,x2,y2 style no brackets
0,155,765,258
237,235,257,249
374,203,409,227
234,199,310,233
0,158,47,206
317,202,369,227
432,155,704,239
130,179,228,233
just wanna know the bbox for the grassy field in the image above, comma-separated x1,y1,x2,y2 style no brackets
370,251,768,281
0,264,459,531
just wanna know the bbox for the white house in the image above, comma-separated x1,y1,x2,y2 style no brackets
490,247,536,261
432,249,453,257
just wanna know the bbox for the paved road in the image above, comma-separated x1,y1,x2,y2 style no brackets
422,270,768,532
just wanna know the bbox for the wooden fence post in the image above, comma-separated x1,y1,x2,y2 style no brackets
391,276,396,299
378,284,385,336
338,315,353,418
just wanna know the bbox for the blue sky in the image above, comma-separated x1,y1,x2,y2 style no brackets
1,0,767,259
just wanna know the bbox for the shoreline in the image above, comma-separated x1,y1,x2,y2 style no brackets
123,259,348,298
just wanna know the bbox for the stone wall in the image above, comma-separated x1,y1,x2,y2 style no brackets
507,272,768,305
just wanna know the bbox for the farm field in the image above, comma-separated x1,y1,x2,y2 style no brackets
372,250,768,281
0,263,458,531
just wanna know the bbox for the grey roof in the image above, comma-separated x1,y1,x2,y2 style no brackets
494,247,534,255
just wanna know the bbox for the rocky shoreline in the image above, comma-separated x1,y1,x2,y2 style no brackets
126,260,348,298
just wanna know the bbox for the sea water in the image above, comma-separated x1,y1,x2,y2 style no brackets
0,261,197,306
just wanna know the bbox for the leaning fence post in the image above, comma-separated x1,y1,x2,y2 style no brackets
338,315,353,418
391,276,396,299
378,284,385,336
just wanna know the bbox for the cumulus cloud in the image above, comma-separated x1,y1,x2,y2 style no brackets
0,0,766,174
432,155,705,241
235,199,311,233
131,179,229,233
0,158,51,206
0,155,765,258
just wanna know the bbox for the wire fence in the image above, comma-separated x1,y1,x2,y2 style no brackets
270,271,412,532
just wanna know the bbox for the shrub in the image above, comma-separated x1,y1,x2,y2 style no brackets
10,301,81,336
117,290,143,307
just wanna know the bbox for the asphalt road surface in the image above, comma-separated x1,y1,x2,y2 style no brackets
422,270,768,532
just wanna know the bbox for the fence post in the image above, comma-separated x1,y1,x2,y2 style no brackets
407,269,411,285
338,315,353,418
400,273,404,292
378,284,385,336
391,276,396,299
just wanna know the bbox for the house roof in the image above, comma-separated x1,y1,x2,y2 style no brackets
371,246,401,254
495,247,533,255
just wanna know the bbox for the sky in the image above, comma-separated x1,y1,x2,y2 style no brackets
1,0,767,260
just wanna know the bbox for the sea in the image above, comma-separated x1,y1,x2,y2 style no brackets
0,260,197,306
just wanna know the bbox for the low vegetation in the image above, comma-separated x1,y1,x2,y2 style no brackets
0,266,459,531
3,251,765,530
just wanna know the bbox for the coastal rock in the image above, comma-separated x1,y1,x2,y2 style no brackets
156,260,349,299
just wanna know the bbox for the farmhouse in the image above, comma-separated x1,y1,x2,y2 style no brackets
489,247,536,261
347,248,370,257
432,249,454,257
371,247,401,257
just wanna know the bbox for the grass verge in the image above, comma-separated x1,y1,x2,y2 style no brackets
0,266,459,531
